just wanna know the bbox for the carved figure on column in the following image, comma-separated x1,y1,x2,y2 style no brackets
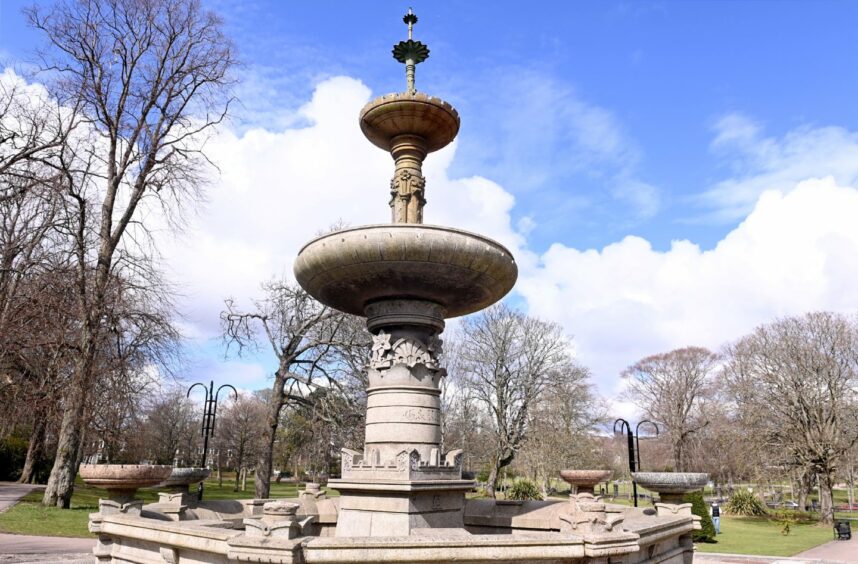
389,168,427,223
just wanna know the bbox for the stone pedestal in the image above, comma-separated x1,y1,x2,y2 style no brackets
331,299,474,537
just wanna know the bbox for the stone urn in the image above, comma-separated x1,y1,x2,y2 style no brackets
79,464,172,503
631,472,708,504
559,469,613,495
160,467,211,493
631,471,708,526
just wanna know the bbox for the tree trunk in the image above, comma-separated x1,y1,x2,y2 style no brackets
19,417,46,484
486,465,500,499
819,471,835,525
673,439,685,473
42,382,87,508
255,372,286,499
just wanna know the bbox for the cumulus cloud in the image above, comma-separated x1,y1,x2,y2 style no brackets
520,177,858,390
700,113,858,221
161,76,530,389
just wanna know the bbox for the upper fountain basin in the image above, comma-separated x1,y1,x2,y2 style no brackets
360,92,460,153
294,224,517,318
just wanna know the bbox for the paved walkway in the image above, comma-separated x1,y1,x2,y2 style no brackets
0,482,95,562
795,532,858,562
0,483,43,513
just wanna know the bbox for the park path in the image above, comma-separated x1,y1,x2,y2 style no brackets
794,532,858,562
0,482,95,562
0,483,43,513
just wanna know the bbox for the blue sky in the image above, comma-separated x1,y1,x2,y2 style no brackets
3,1,858,402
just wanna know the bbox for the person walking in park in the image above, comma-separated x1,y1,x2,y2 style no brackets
711,502,721,534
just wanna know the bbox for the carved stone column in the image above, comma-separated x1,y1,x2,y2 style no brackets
330,298,472,537
389,134,427,224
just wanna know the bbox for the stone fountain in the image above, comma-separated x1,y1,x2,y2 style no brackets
85,11,703,564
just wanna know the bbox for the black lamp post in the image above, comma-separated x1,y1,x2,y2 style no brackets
187,380,237,501
614,418,660,507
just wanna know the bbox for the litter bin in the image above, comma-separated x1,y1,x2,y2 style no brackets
834,520,852,541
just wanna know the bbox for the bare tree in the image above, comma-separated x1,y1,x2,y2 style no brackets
622,347,717,472
0,71,74,203
222,281,369,498
723,312,858,524
453,303,578,498
216,393,267,491
516,367,603,497
25,0,235,507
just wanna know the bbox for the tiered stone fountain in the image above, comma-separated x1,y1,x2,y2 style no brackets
85,11,703,564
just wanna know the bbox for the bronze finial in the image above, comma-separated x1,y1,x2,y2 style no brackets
392,9,429,93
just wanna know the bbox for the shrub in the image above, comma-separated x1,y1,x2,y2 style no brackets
724,489,768,517
771,508,816,535
507,479,542,501
0,435,28,481
684,490,716,543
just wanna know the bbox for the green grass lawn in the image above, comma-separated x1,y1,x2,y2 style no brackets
696,515,836,556
0,476,334,538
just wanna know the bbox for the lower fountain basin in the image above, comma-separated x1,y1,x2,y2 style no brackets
294,224,517,318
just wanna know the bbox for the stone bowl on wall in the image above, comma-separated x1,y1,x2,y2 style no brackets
159,467,211,492
631,471,709,503
79,464,172,502
559,469,613,494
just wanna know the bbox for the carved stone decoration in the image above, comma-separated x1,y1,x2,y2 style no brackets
410,449,421,471
395,450,410,472
560,493,625,536
370,334,442,371
445,449,463,469
341,448,361,474
370,331,393,369
428,335,443,359
389,168,427,224
392,338,434,368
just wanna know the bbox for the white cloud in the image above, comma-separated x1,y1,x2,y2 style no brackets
448,68,661,218
161,76,531,391
520,176,858,389
701,113,858,221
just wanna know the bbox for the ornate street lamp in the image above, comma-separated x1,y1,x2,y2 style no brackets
614,418,660,507
187,380,237,501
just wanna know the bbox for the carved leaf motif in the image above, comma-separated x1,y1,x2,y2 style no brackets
392,338,437,369
370,331,393,370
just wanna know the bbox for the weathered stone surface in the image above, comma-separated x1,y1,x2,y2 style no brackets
631,472,708,504
559,469,613,495
294,224,517,318
79,464,172,502
360,92,460,154
159,467,211,491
